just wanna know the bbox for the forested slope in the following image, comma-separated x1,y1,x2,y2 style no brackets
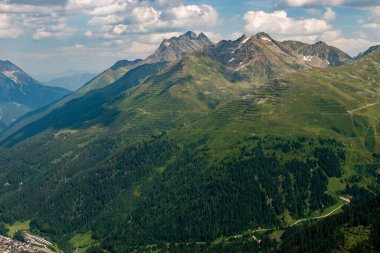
0,43,379,252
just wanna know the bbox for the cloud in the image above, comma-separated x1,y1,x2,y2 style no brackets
243,9,379,56
66,0,131,15
113,24,128,35
362,6,380,29
124,41,158,55
0,0,220,46
323,7,336,21
0,1,77,40
0,2,62,13
244,10,332,43
0,13,23,38
8,0,68,6
32,25,77,40
329,37,380,56
87,2,128,16
136,32,182,44
276,0,380,8
130,6,161,25
79,1,220,44
65,0,220,42
66,0,115,11
88,15,125,26
162,4,219,29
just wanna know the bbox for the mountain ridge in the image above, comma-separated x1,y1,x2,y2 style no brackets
0,34,379,252
0,31,364,141
81,31,213,93
355,45,380,60
0,60,70,130
0,31,213,139
43,72,99,91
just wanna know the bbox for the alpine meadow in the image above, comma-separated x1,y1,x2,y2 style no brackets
0,1,379,253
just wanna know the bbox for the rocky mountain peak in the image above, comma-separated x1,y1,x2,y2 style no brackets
198,32,212,44
183,31,197,39
254,32,273,41
147,31,213,63
315,41,326,45
0,60,22,72
237,34,251,44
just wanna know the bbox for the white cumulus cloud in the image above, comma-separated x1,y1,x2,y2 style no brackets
329,37,380,56
0,13,22,38
113,24,128,35
323,7,336,21
244,10,332,43
362,6,380,29
276,0,380,8
243,9,380,56
81,1,219,40
130,6,161,25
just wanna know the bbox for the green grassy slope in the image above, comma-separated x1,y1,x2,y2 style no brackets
0,51,379,252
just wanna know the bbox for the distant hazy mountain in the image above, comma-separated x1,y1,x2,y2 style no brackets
43,72,99,91
0,60,70,130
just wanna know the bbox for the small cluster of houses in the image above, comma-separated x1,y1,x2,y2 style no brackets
0,232,56,253
0,235,40,253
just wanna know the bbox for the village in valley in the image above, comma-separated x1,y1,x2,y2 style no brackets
0,232,57,253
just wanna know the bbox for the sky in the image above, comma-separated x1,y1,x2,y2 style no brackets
0,0,380,80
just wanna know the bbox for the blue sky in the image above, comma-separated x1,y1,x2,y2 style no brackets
0,0,379,80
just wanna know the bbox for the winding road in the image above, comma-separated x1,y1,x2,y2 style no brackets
290,196,351,226
348,102,379,114
246,196,351,239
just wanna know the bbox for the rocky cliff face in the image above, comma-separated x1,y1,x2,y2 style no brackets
146,31,213,63
278,40,353,67
203,32,353,78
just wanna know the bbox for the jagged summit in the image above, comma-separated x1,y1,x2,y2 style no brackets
315,41,327,45
198,32,210,43
254,32,273,40
234,33,273,44
183,30,197,38
202,31,353,75
147,31,213,63
241,34,251,43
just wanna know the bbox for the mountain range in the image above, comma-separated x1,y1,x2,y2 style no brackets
43,72,99,91
79,31,212,93
0,60,70,131
0,32,353,141
0,32,379,252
